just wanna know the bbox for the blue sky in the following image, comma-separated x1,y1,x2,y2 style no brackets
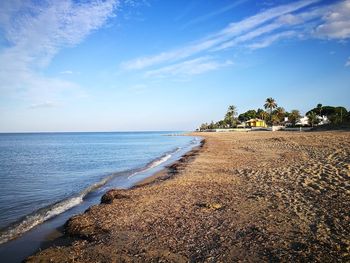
0,0,349,132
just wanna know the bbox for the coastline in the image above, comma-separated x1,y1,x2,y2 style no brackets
133,138,205,188
0,135,201,262
27,131,350,262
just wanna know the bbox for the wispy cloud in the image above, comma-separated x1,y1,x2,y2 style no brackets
314,0,350,39
247,31,297,50
180,0,248,29
217,0,319,36
213,21,286,51
145,57,233,78
210,8,326,52
121,0,320,70
122,0,350,77
0,0,118,100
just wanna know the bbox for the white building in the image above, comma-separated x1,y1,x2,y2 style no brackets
318,115,330,125
296,115,330,126
296,116,309,126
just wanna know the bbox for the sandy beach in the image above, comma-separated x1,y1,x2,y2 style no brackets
27,131,350,262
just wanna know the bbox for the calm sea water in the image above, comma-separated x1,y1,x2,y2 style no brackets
0,132,198,245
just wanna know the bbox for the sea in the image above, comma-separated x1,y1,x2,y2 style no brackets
0,131,200,262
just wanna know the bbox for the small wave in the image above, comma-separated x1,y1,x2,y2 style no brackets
0,148,179,244
0,173,119,245
191,137,201,144
127,153,172,179
0,142,198,245
175,146,182,153
0,195,83,245
127,147,181,179
141,147,183,170
147,154,172,169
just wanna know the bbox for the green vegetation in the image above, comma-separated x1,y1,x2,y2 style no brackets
264,97,278,123
238,109,257,122
224,105,238,128
273,107,286,125
199,105,237,130
257,109,269,122
288,110,301,126
198,99,350,131
306,105,349,125
307,111,319,127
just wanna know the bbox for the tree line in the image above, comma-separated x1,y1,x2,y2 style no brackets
199,98,350,131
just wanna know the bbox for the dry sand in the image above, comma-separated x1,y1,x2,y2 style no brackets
27,131,350,262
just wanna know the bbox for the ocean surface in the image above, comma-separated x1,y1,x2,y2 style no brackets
0,132,199,248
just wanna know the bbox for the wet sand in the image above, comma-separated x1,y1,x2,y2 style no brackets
27,131,350,262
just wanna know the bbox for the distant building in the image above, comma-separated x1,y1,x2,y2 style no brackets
296,116,309,126
246,118,267,128
318,115,330,125
296,115,330,126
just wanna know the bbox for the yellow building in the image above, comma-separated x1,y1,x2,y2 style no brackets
246,118,267,127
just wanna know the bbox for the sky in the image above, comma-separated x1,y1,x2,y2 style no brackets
0,0,349,132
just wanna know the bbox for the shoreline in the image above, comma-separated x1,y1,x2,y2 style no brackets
27,131,350,262
0,136,201,262
133,138,205,188
37,138,205,250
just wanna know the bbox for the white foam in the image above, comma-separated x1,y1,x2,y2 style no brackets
45,196,83,218
0,142,199,245
148,154,172,169
127,148,182,179
0,173,118,244
0,195,84,245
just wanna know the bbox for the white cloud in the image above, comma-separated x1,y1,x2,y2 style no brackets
314,0,350,39
1,0,118,67
218,0,318,36
248,31,297,50
277,14,304,25
345,57,350,67
122,0,350,78
145,57,233,78
121,0,320,70
213,5,331,52
180,0,248,29
0,0,118,101
213,21,284,51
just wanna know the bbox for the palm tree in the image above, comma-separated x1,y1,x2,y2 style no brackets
289,110,301,126
227,105,237,118
264,98,278,114
316,103,323,116
274,107,285,123
264,97,277,124
271,114,280,125
200,123,209,131
225,105,238,128
307,111,319,127
258,111,269,121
